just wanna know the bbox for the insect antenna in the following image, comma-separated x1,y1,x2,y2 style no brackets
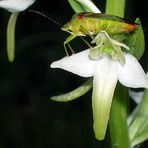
27,9,60,26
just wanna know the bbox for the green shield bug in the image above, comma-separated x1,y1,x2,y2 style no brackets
61,12,137,55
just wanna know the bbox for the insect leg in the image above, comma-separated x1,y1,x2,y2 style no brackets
64,35,76,55
80,37,92,48
67,43,75,54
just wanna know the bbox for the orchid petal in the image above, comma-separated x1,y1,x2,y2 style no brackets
92,57,118,140
51,49,95,77
118,54,148,89
0,0,35,12
102,30,129,50
129,72,148,104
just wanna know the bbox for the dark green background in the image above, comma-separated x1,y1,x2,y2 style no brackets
0,0,147,147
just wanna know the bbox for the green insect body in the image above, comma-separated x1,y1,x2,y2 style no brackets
61,12,137,54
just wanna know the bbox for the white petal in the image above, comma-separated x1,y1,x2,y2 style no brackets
118,54,148,88
129,72,148,104
50,49,95,77
0,0,35,12
92,57,118,140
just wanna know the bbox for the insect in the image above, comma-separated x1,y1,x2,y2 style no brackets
61,12,137,55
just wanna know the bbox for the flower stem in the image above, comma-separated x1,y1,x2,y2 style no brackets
109,83,131,148
7,12,19,62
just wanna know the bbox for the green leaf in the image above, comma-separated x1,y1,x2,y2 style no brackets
132,131,148,146
128,18,145,60
50,78,92,102
130,116,148,146
132,119,148,146
7,12,19,62
129,90,148,146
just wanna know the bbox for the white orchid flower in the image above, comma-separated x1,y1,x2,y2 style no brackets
50,31,148,140
0,0,35,12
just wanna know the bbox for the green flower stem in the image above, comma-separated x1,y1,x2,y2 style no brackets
7,12,19,62
51,78,92,102
105,0,125,17
106,0,130,147
109,83,130,148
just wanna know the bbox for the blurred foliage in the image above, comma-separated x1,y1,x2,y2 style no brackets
0,0,147,148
